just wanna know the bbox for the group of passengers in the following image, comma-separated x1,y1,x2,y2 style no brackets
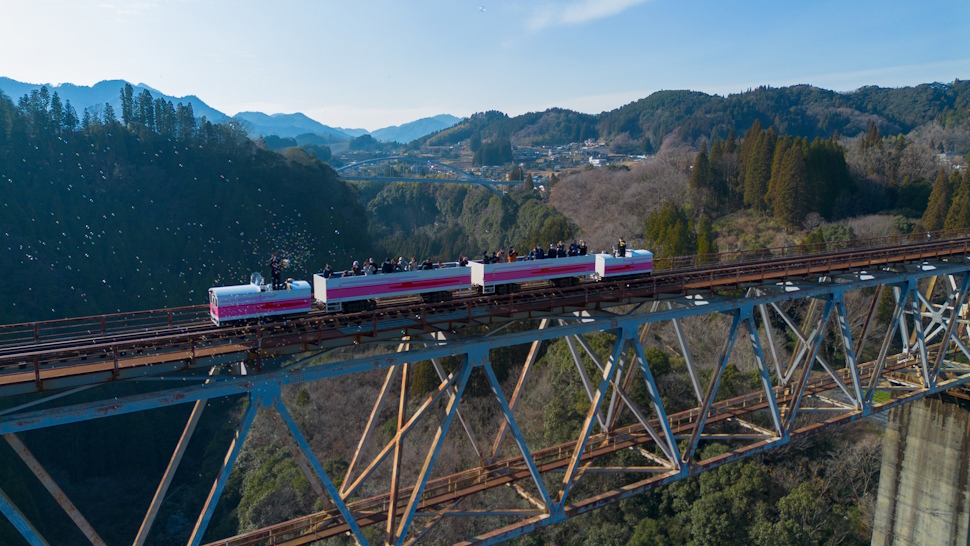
320,237,625,279
322,256,440,278
480,240,589,263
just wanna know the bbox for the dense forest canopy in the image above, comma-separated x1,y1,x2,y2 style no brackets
0,84,370,322
414,80,970,153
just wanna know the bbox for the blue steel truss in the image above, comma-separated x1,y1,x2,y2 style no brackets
1,256,970,544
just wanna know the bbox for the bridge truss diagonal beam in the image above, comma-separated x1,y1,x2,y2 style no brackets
3,254,970,544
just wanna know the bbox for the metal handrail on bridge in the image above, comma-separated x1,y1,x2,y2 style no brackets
654,227,968,271
2,227,967,348
1,230,969,398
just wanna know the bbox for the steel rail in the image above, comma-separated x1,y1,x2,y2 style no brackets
0,236,968,397
3,228,966,347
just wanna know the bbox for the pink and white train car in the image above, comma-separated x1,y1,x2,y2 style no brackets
314,267,473,312
208,274,312,326
595,250,653,279
470,255,598,293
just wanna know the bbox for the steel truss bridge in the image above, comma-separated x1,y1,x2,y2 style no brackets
335,156,521,196
3,231,970,545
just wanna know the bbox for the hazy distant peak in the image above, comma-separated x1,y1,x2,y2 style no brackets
369,114,462,143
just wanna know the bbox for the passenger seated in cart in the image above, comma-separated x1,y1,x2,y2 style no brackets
322,264,333,278
421,257,435,270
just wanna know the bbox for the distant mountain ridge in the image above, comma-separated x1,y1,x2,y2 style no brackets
0,77,229,123
370,114,462,143
418,81,970,151
0,77,461,144
232,111,353,141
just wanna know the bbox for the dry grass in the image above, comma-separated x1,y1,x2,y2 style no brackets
550,160,689,252
841,214,896,239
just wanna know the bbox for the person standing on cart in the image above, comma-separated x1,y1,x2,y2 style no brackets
270,253,284,290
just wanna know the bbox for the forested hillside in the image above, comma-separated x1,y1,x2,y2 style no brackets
2,77,969,546
415,81,970,153
0,84,371,323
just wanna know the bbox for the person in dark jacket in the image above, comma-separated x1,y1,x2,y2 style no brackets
421,257,434,270
535,244,545,259
617,237,627,258
351,260,362,276
547,243,557,259
270,253,284,289
322,264,333,278
381,257,393,274
579,240,588,256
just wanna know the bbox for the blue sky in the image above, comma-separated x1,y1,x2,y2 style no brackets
1,0,968,130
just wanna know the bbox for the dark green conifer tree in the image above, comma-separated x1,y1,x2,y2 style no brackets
696,216,718,261
724,129,737,154
744,127,775,212
944,169,970,230
922,169,952,231
737,120,763,189
774,144,809,230
689,142,712,193
766,136,794,214
644,202,695,259
103,102,116,124
120,83,134,127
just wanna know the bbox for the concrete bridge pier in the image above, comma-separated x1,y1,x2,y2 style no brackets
872,396,970,546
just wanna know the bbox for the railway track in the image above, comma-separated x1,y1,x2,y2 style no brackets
0,233,968,396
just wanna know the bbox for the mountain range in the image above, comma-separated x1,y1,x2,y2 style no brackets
0,77,460,144
416,80,970,152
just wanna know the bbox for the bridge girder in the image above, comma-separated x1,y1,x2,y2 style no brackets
2,258,970,544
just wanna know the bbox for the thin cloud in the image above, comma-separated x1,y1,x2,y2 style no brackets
528,0,650,31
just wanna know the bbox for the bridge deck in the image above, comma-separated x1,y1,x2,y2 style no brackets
1,233,967,397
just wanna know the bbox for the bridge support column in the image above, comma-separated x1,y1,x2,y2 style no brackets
872,396,970,546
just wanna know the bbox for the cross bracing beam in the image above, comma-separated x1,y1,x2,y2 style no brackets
3,237,970,400
1,250,970,543
2,261,969,437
